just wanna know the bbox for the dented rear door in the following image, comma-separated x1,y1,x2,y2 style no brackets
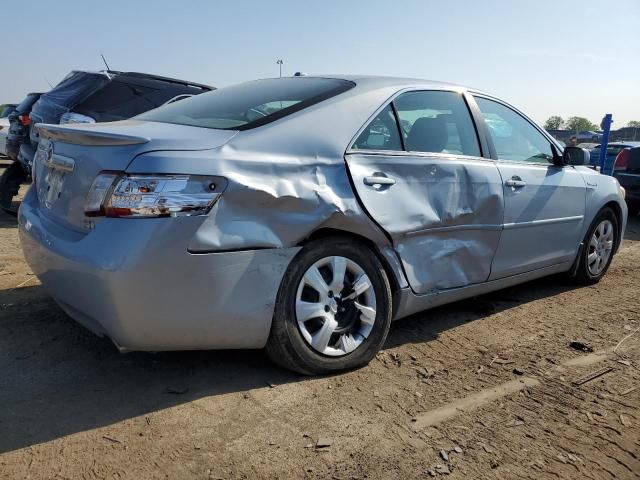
345,152,503,294
345,90,504,294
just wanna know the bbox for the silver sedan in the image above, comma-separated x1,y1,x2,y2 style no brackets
18,76,627,374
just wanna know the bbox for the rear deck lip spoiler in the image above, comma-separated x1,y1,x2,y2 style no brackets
36,123,150,146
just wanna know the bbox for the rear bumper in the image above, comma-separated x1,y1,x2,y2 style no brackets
18,188,299,351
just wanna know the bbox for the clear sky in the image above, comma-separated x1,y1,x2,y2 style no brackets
3,0,639,127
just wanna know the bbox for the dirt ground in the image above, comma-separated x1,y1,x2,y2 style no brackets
0,159,639,480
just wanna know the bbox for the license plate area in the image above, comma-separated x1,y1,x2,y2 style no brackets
36,139,75,209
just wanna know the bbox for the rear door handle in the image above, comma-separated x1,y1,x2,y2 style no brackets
505,177,526,188
364,175,396,186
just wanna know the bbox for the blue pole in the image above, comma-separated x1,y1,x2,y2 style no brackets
598,114,613,175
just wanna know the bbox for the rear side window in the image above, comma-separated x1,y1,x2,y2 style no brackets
352,104,402,151
137,78,355,130
352,90,480,157
395,91,480,156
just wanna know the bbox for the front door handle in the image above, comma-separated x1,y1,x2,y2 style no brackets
364,175,396,187
505,176,526,188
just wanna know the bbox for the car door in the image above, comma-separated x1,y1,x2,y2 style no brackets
472,95,587,279
345,90,504,295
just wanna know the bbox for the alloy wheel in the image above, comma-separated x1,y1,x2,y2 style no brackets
587,219,614,276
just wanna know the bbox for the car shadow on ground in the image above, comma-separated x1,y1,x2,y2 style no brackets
0,214,638,454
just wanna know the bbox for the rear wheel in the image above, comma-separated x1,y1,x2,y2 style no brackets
0,162,27,216
266,237,392,375
573,207,618,284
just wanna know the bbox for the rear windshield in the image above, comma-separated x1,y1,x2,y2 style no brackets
15,94,41,113
137,77,355,130
74,77,205,121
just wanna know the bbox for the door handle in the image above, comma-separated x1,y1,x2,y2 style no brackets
505,177,526,188
364,175,396,187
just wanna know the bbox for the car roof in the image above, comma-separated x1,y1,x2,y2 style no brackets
293,74,480,93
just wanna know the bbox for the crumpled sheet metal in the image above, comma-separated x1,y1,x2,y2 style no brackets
128,139,407,287
346,154,504,294
128,83,402,254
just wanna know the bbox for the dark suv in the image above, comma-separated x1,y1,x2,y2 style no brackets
23,70,214,168
0,71,213,215
5,92,42,161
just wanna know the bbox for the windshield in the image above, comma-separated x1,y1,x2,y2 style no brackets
137,77,354,130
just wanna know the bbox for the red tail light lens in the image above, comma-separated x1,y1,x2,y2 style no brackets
18,115,31,126
614,149,630,171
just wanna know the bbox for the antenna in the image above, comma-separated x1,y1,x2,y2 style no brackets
100,53,111,71
43,76,53,88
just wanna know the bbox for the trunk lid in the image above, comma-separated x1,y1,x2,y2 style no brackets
33,120,237,232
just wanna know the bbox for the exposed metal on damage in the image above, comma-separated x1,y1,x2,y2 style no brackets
345,153,503,294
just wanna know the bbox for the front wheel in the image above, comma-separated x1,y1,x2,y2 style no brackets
573,207,618,284
266,237,392,375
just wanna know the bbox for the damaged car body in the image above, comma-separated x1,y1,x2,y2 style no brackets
18,76,628,374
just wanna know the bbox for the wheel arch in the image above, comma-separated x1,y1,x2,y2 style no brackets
602,200,623,253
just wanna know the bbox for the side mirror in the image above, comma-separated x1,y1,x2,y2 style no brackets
560,146,590,166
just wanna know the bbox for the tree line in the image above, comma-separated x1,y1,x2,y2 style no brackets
544,116,640,131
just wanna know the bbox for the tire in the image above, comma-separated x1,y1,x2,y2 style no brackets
0,161,27,216
266,237,392,375
573,207,618,285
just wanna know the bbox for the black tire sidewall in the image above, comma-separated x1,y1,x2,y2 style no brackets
273,238,392,374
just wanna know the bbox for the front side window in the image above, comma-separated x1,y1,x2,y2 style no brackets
474,97,554,164
394,91,480,156
137,77,354,130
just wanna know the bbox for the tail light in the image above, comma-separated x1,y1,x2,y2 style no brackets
614,149,630,171
85,173,226,218
18,115,31,126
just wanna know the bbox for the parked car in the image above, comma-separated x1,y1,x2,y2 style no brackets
1,71,212,215
589,141,640,169
23,70,214,169
577,142,598,150
18,76,627,374
0,94,42,213
0,104,17,157
5,93,42,161
613,146,640,216
575,130,602,142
